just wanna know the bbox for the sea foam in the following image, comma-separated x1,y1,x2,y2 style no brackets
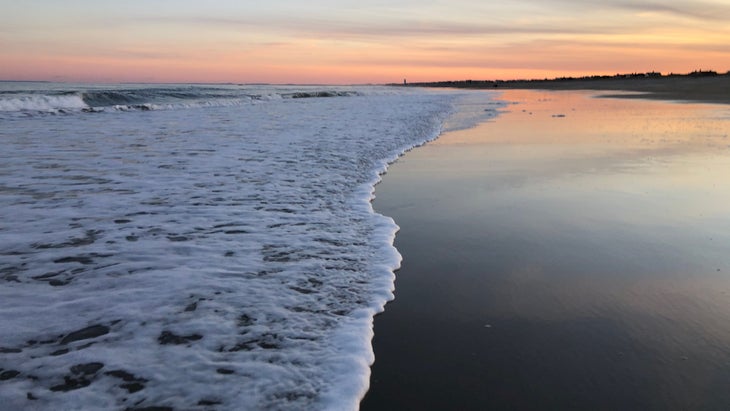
0,94,88,112
0,84,501,410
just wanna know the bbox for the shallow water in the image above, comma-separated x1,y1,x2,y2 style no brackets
364,90,730,410
2,84,489,410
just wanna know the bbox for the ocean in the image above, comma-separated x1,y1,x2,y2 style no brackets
0,82,500,410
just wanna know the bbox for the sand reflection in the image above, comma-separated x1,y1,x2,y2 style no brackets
368,90,730,409
439,90,730,147
430,90,730,327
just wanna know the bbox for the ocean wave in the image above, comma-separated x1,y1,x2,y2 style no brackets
0,94,88,112
80,87,232,107
0,86,502,410
0,88,468,411
0,85,364,117
284,91,361,99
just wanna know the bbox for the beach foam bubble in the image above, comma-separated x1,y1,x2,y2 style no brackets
0,84,499,410
0,93,88,112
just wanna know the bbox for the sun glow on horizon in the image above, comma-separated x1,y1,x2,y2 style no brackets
2,0,729,84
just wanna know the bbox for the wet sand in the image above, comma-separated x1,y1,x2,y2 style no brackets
361,90,730,410
408,74,730,105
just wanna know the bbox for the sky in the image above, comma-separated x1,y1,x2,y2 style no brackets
1,0,730,84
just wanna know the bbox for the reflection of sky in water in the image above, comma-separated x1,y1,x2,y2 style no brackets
373,90,730,408
436,90,730,147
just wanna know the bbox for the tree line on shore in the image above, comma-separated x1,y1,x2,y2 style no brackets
397,70,730,88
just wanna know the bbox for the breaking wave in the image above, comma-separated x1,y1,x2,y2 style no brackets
0,83,363,116
0,94,88,112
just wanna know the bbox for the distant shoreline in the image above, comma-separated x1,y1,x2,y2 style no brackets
401,72,730,104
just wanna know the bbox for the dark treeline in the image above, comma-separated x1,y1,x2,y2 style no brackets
396,70,730,89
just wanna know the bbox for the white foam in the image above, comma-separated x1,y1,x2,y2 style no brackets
442,90,509,131
0,94,88,112
0,85,500,410
0,85,394,116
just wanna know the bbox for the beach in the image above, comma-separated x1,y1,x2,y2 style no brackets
2,82,729,410
362,89,730,409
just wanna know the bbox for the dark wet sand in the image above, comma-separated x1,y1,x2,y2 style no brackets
361,90,730,410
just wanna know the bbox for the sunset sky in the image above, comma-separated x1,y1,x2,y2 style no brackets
2,0,730,84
